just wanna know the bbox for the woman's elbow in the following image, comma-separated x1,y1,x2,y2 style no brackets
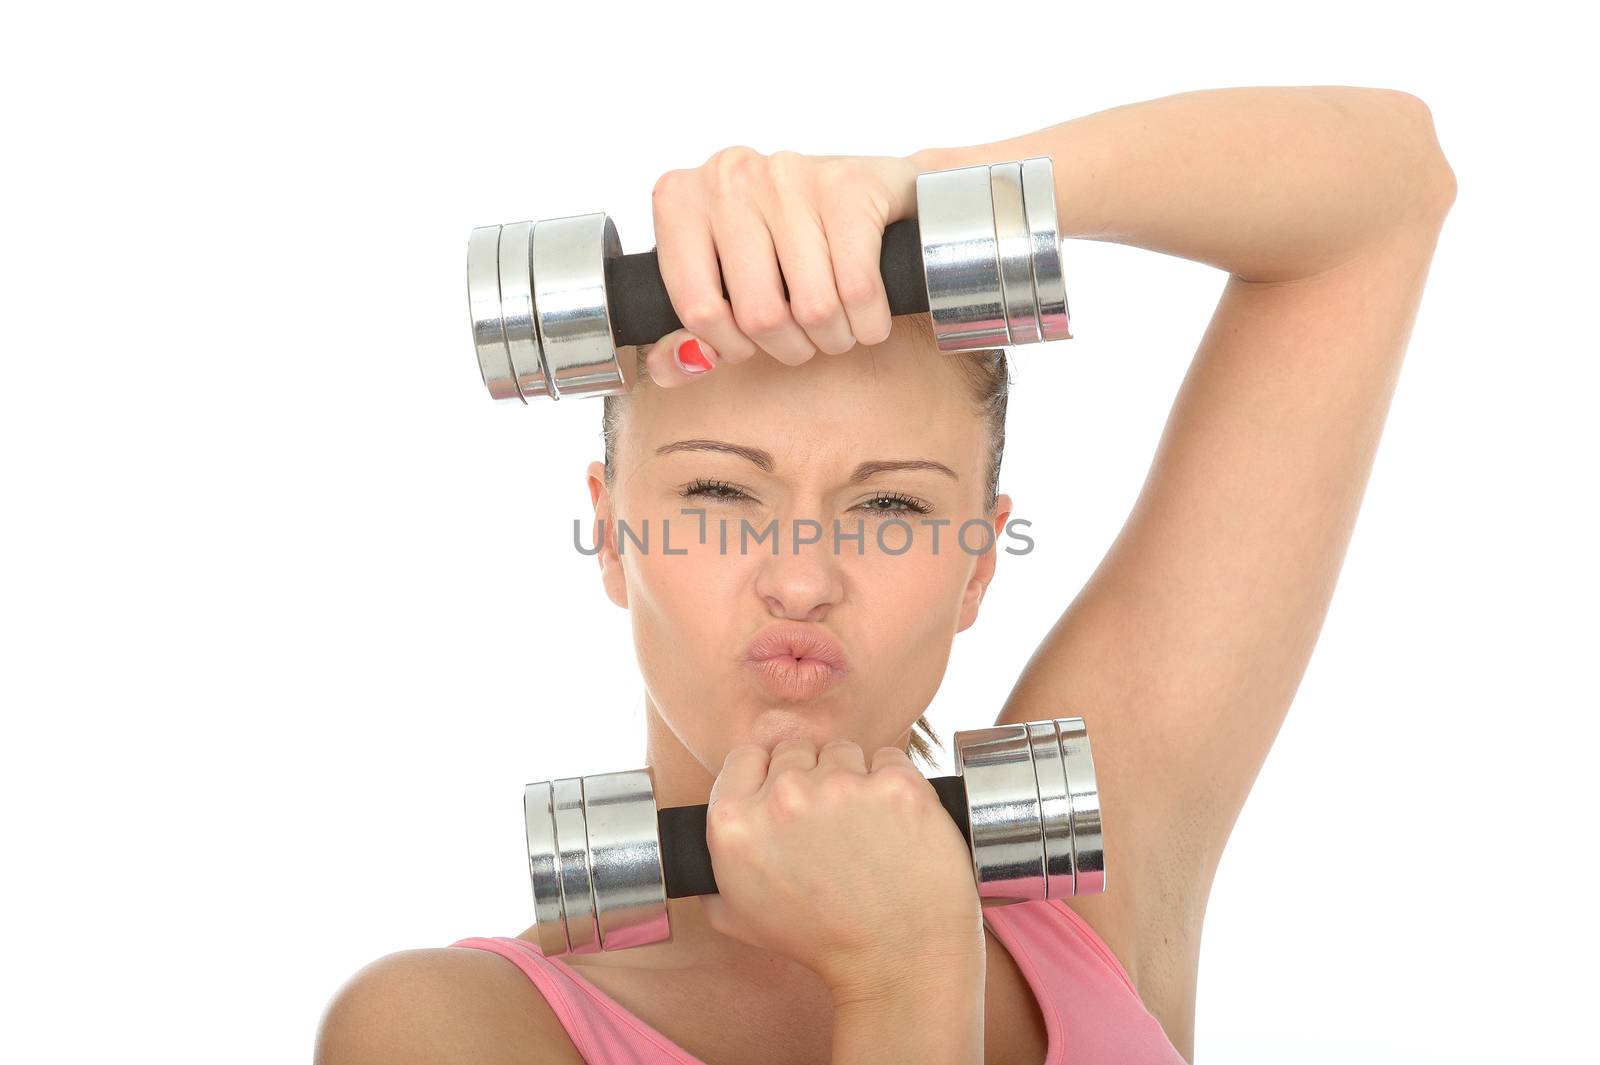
1376,88,1459,217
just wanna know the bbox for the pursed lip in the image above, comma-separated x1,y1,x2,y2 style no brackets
740,622,851,700
741,621,851,671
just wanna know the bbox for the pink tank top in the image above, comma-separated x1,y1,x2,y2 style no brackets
450,898,1185,1063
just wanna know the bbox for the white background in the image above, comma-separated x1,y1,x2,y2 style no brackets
2,3,1594,1062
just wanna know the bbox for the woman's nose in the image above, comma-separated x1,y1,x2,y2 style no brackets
751,522,846,620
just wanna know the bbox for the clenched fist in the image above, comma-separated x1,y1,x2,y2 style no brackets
641,147,923,385
702,737,984,1000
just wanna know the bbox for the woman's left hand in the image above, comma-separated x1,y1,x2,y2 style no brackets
640,147,922,387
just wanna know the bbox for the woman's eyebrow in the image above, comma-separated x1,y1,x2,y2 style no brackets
655,438,774,470
848,459,958,482
653,439,957,481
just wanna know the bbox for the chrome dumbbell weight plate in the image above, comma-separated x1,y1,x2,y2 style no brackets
952,716,1103,902
521,715,1104,958
915,157,1071,351
466,224,517,401
466,156,1072,404
525,768,670,957
1057,718,1105,894
468,214,631,404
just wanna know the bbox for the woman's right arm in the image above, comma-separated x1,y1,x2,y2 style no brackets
314,948,584,1065
914,86,1454,1057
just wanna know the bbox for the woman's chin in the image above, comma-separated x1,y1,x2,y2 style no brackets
739,706,841,751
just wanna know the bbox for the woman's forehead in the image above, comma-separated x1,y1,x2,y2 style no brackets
624,336,983,470
627,355,985,479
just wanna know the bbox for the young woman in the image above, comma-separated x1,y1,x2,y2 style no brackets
316,85,1456,1064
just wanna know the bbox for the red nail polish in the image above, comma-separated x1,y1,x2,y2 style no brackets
675,337,716,374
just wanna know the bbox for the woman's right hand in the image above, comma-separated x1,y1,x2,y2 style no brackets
701,736,985,1002
640,147,923,388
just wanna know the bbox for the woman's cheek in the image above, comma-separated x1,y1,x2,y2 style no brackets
858,525,973,602
856,533,970,653
626,535,740,672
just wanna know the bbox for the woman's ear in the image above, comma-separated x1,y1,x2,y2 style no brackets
956,492,1013,633
587,460,629,609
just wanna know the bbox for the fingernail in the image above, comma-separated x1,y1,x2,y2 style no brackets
674,337,717,375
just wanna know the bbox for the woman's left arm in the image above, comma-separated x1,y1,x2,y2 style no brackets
915,86,1456,1052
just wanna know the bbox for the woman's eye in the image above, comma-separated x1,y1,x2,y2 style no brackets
855,494,932,515
680,480,752,504
678,481,931,514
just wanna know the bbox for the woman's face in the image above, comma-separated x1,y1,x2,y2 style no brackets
586,322,1012,777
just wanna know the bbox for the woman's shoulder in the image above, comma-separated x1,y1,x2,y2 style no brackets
313,943,584,1065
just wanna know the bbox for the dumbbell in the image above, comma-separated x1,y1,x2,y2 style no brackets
523,715,1104,958
467,156,1072,405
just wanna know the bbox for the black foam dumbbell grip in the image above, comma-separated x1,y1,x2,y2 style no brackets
605,219,930,349
655,773,971,898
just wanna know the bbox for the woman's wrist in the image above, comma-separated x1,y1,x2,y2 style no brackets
830,956,985,1065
